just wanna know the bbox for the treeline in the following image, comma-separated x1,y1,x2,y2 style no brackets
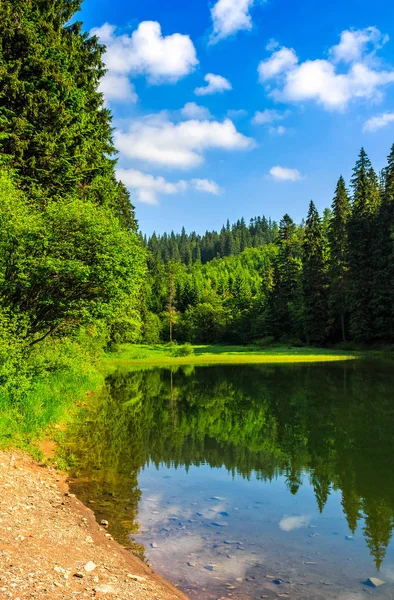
0,0,145,397
143,146,394,346
143,216,278,265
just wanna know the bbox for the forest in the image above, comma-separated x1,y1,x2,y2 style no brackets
1,0,394,407
142,147,394,347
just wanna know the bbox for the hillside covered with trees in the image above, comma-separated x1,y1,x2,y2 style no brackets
142,146,394,347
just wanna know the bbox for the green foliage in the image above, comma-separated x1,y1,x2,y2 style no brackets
0,171,146,346
302,201,329,344
144,144,394,348
173,343,195,357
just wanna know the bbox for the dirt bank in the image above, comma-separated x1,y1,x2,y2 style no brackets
0,451,188,600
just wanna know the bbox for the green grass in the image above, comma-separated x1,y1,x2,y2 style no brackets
0,370,103,454
104,343,359,368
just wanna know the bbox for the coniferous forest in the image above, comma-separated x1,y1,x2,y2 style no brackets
1,0,394,404
142,146,394,347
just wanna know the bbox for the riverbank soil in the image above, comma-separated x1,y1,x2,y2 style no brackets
0,451,188,600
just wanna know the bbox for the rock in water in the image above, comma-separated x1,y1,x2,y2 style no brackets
365,577,385,588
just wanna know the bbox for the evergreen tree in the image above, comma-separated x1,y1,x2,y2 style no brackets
0,1,120,203
348,149,381,342
373,144,394,341
302,202,329,344
328,177,351,342
268,215,302,340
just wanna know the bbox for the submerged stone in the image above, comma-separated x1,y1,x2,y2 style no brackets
365,577,385,588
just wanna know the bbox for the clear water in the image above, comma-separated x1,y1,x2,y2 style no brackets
64,361,394,599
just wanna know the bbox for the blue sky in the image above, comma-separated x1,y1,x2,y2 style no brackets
79,0,394,235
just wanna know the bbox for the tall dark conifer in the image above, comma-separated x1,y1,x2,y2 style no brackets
348,148,381,342
328,177,351,342
0,0,129,222
302,201,329,344
268,215,302,340
373,145,394,341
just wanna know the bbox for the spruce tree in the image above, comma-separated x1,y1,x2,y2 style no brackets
373,144,394,341
302,201,329,344
348,148,381,342
0,0,124,218
268,215,303,340
328,177,351,342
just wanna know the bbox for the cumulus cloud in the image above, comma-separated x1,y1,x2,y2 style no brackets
191,179,222,195
210,0,256,43
330,27,389,64
363,112,394,132
258,47,298,81
181,102,212,120
270,166,303,181
195,73,232,96
252,108,290,124
114,114,255,169
116,169,221,205
91,21,198,99
258,28,394,111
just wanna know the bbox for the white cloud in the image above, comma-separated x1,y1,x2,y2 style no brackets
91,21,198,88
117,169,221,204
279,515,311,532
181,102,212,120
210,0,255,43
99,73,138,103
270,166,302,181
191,179,222,195
195,73,232,96
258,47,298,81
252,108,290,124
258,28,394,111
330,27,389,64
363,112,394,132
114,114,255,169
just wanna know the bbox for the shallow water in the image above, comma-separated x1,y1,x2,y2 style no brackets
64,361,394,599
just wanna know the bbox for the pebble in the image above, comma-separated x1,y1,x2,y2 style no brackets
84,561,97,573
100,520,109,527
366,577,385,588
94,584,115,594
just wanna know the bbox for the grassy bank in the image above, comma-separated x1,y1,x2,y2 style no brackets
104,343,359,368
0,369,103,455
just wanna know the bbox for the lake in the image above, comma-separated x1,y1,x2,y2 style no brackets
63,361,394,599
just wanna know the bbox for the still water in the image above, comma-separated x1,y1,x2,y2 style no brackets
64,362,394,599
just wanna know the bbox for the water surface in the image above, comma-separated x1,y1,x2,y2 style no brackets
64,361,394,599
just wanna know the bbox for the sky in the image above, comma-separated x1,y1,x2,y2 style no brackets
78,0,394,235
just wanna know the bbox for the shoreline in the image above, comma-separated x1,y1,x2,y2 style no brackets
0,450,188,600
104,343,359,369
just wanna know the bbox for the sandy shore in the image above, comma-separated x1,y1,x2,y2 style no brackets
0,451,188,600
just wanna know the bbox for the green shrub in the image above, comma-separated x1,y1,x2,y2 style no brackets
173,343,195,357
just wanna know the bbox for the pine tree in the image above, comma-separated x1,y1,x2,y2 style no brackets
268,215,303,340
302,201,329,344
373,145,394,341
0,0,119,212
328,177,351,342
348,149,381,342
